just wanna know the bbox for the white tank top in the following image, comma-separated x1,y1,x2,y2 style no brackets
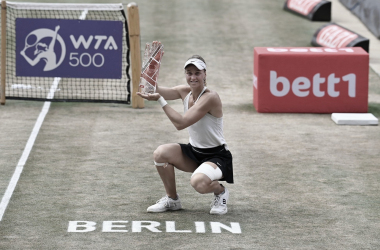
183,87,226,148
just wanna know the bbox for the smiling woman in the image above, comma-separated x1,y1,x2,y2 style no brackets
184,55,207,86
137,53,234,215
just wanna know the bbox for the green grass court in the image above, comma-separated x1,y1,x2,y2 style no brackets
1,0,380,249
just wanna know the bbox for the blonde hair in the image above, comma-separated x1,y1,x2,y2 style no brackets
186,55,207,86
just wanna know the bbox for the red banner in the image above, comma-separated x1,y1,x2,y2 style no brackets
253,47,368,113
316,24,358,48
287,0,322,15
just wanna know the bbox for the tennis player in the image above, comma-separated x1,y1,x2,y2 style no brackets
137,55,233,215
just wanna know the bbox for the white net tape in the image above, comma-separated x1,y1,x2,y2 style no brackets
6,1,123,11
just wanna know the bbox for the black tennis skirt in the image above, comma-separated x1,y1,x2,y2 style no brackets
179,143,234,184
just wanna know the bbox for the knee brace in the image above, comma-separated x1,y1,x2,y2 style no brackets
191,163,222,181
154,161,168,168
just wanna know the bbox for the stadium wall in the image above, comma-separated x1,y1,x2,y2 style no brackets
339,0,380,39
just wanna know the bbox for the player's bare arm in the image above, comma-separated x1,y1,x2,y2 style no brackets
163,91,221,130
137,90,220,130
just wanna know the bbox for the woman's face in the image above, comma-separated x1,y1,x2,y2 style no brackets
185,64,206,88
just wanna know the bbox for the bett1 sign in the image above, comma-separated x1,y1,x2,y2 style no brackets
253,47,369,113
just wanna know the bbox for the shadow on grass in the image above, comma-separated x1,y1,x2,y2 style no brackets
225,103,257,113
368,103,380,118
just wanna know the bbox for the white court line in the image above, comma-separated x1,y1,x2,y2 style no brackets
0,77,61,222
0,7,87,222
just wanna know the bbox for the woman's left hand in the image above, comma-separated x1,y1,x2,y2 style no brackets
137,92,161,101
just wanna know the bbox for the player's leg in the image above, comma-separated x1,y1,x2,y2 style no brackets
147,143,198,213
153,143,198,198
190,161,229,215
190,162,224,195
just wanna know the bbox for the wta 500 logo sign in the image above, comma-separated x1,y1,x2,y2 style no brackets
16,18,122,79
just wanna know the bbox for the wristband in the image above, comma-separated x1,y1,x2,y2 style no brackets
157,96,167,108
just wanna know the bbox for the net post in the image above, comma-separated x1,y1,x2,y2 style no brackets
1,0,6,105
127,2,144,108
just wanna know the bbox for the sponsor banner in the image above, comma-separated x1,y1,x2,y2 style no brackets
311,23,369,52
287,0,321,15
16,18,123,79
316,24,358,47
253,47,369,113
283,0,331,21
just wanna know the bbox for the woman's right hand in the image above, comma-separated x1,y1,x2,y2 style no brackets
136,92,161,101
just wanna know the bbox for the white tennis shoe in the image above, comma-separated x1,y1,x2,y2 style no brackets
210,187,229,215
147,195,182,213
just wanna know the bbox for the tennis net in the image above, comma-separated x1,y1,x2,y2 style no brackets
1,1,131,104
